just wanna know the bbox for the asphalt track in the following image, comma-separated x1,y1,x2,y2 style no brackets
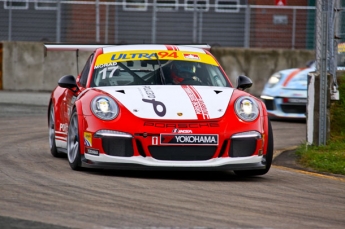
0,92,345,229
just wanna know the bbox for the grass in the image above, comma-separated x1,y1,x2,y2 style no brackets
295,74,345,175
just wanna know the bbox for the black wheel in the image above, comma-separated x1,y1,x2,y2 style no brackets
67,108,82,170
233,119,274,176
48,104,64,158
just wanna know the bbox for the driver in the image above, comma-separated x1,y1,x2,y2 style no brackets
170,61,202,84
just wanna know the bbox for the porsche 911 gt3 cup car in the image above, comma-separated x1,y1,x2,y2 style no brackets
46,44,273,176
260,62,315,120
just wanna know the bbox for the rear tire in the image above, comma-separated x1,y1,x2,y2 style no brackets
67,108,82,170
48,104,64,158
233,119,274,177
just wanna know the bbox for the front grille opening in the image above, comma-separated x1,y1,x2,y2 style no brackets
263,99,275,110
281,104,306,114
218,139,229,157
229,138,257,157
102,137,134,157
135,139,146,157
148,146,217,161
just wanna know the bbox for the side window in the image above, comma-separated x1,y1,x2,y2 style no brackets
79,54,94,87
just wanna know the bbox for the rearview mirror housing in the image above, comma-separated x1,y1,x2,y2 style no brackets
236,75,253,90
58,75,77,89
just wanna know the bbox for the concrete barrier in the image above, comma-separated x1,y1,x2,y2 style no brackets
0,41,315,96
1,41,92,92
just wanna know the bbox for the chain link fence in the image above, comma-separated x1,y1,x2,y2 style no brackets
1,0,343,49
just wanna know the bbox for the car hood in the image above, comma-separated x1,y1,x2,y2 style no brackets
97,85,234,120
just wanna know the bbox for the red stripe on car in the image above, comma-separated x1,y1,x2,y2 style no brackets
181,85,210,120
165,45,173,50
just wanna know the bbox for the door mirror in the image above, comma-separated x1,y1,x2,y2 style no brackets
58,75,79,92
236,75,252,90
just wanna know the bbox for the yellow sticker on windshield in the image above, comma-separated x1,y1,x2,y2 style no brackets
95,50,218,66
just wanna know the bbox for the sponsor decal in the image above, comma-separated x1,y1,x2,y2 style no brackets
59,123,68,132
111,53,156,60
94,62,118,69
95,51,219,67
84,132,92,147
172,129,193,133
143,85,156,98
184,54,200,60
160,134,218,145
142,99,167,117
152,136,159,145
110,52,179,61
141,86,167,117
181,85,210,120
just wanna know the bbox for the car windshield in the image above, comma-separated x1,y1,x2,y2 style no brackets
91,51,230,87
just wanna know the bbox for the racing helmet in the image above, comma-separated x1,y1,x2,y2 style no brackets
170,61,196,84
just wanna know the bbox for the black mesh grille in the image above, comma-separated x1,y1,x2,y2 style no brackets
229,138,257,157
148,146,217,161
281,104,306,114
102,137,134,157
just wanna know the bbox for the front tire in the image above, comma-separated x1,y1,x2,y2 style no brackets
67,108,82,170
233,119,274,176
49,104,64,158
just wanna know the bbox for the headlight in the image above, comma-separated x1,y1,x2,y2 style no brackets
267,72,282,88
234,96,259,121
91,96,119,120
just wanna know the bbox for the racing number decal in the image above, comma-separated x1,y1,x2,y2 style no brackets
157,51,178,59
142,99,167,117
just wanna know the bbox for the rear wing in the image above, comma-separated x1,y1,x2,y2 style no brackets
44,43,211,52
44,44,112,52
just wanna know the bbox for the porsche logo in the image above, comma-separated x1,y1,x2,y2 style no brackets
177,112,183,116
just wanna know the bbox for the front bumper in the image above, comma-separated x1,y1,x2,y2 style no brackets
261,96,306,119
81,129,265,171
81,154,266,171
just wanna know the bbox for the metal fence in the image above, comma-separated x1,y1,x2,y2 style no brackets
0,0,344,49
0,0,345,49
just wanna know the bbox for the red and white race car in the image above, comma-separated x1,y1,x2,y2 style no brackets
46,44,273,176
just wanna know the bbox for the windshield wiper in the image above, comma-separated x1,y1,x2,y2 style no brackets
154,53,166,85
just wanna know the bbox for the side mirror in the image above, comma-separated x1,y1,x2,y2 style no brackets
58,75,79,91
236,75,253,90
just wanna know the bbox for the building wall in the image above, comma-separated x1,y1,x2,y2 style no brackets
249,0,309,48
